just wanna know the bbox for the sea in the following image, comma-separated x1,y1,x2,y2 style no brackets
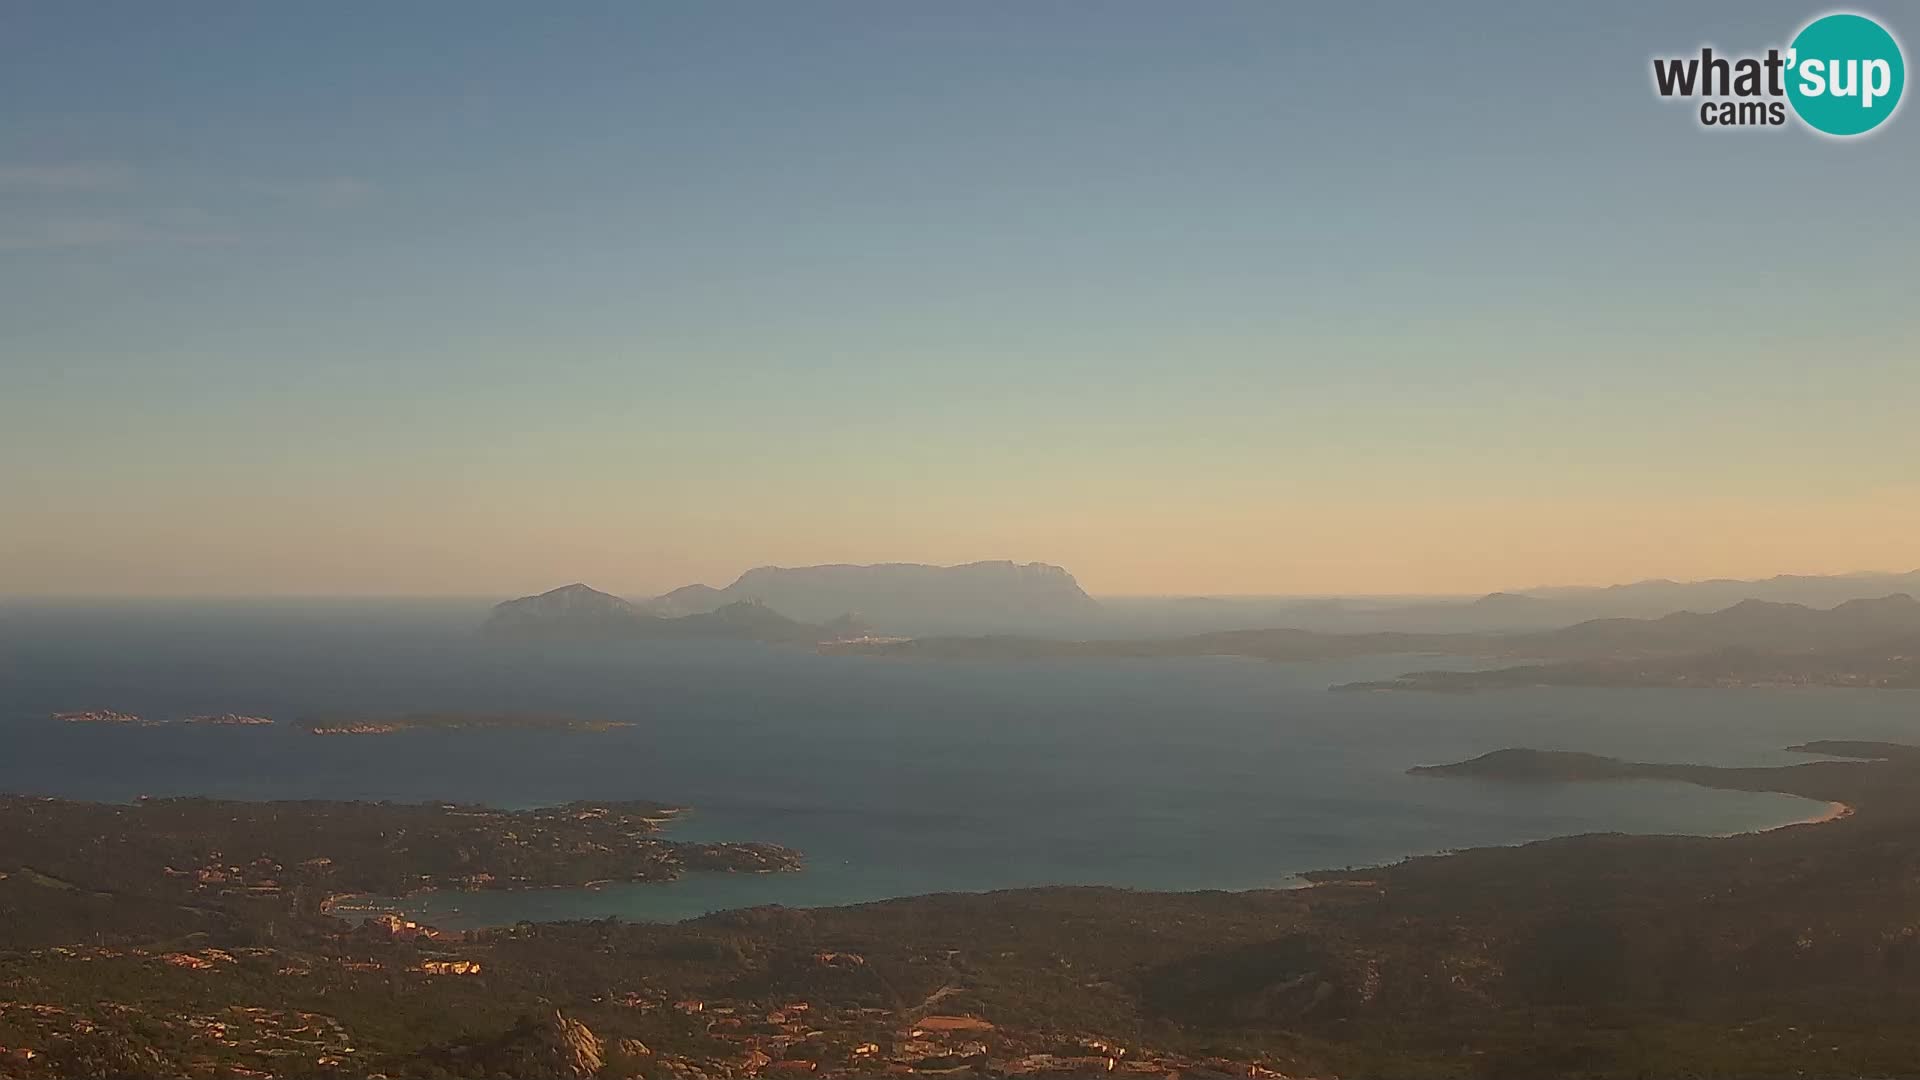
4,600,1914,927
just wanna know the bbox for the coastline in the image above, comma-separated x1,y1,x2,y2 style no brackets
1701,798,1853,839
339,787,1833,930
1786,799,1855,829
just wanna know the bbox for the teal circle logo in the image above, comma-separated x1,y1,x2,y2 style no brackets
1786,13,1905,136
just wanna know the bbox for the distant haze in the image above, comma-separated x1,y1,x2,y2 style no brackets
6,496,1917,598
3,3,1914,598
5,501,1918,600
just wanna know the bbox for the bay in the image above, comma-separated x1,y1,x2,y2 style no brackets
4,601,1908,925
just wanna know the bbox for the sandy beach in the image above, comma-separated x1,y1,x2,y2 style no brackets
1775,800,1855,831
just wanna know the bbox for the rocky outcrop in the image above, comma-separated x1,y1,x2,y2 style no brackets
540,1012,604,1079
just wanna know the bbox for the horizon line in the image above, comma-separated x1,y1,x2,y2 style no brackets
4,564,1917,607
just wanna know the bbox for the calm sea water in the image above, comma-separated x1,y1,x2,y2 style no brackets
4,601,1914,926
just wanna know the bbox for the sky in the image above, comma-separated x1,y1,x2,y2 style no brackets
3,2,1916,598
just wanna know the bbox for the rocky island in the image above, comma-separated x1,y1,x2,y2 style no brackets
50,711,277,727
50,709,149,725
183,713,276,726
644,560,1104,636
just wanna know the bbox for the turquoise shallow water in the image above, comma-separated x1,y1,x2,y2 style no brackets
3,602,1911,925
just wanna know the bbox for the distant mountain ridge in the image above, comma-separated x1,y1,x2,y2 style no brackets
484,583,860,644
1220,571,1920,636
1508,592,1920,658
493,566,1920,645
641,560,1101,634
1518,570,1920,617
1333,594,1920,692
836,594,1920,680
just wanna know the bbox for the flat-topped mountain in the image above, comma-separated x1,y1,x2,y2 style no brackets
1472,591,1552,611
484,584,860,644
643,560,1102,634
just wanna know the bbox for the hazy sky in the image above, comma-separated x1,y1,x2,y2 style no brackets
4,2,1916,598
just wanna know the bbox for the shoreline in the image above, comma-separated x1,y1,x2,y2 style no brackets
1711,798,1853,839
1787,799,1855,829
336,794,1836,930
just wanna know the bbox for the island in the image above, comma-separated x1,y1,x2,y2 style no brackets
183,713,276,726
50,710,277,727
640,560,1102,634
1401,744,1878,806
50,709,149,725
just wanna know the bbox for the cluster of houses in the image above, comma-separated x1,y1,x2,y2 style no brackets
164,853,291,898
598,990,1304,1079
0,940,1312,1079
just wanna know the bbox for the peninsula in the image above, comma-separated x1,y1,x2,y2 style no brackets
0,794,800,935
